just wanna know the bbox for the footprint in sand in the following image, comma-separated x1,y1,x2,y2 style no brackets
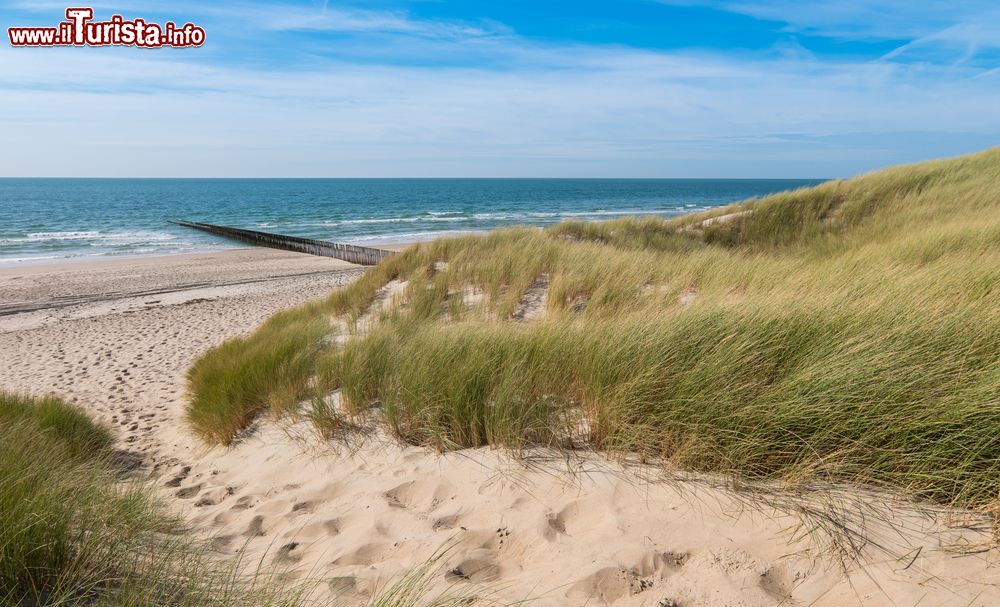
452,527,505,552
194,486,234,507
211,534,235,552
566,567,654,605
244,514,271,537
619,548,690,580
384,479,456,513
333,542,391,566
759,564,803,601
290,500,314,515
328,576,373,599
445,551,501,583
320,519,341,536
274,541,303,564
213,509,238,525
175,483,202,499
230,494,258,510
432,513,462,531
546,511,567,535
164,465,191,488
295,519,341,539
550,498,616,536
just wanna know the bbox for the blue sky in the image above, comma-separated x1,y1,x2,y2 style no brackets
1,1,998,177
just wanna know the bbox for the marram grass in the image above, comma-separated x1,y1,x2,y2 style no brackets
187,147,1000,509
1,391,470,606
0,391,330,606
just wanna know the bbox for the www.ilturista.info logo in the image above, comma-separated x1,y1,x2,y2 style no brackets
8,8,205,47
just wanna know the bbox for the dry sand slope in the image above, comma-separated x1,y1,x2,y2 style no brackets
1,249,999,606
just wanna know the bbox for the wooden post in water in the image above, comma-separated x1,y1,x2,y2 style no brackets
169,220,395,266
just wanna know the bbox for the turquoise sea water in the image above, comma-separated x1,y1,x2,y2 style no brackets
0,178,823,265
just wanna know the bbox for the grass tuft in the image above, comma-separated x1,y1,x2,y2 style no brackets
186,306,330,444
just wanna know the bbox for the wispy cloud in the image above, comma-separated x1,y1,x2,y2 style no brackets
260,6,510,39
879,21,999,65
660,1,1000,65
663,1,1000,40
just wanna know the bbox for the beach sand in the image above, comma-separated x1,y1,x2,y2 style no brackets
1,248,998,606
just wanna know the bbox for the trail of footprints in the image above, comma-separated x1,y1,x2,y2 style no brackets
164,469,802,606
6,319,181,455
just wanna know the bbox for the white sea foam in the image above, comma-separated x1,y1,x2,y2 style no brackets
260,208,693,232
346,229,485,244
16,230,180,244
23,230,102,241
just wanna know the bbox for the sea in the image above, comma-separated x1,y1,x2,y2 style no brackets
0,178,824,266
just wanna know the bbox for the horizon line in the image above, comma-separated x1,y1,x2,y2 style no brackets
0,176,833,181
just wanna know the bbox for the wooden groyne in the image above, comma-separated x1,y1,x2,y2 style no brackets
170,220,394,266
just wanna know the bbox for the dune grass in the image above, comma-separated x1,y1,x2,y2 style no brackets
186,148,1000,509
0,391,159,604
186,307,330,444
0,391,329,606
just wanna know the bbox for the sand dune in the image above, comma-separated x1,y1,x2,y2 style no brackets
1,249,998,606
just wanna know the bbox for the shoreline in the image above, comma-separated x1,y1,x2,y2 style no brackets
0,239,434,273
0,247,251,275
0,244,417,282
0,230,485,271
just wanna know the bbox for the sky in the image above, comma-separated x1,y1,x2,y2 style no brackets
1,1,999,178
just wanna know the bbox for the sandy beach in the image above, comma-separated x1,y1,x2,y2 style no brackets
2,248,998,606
